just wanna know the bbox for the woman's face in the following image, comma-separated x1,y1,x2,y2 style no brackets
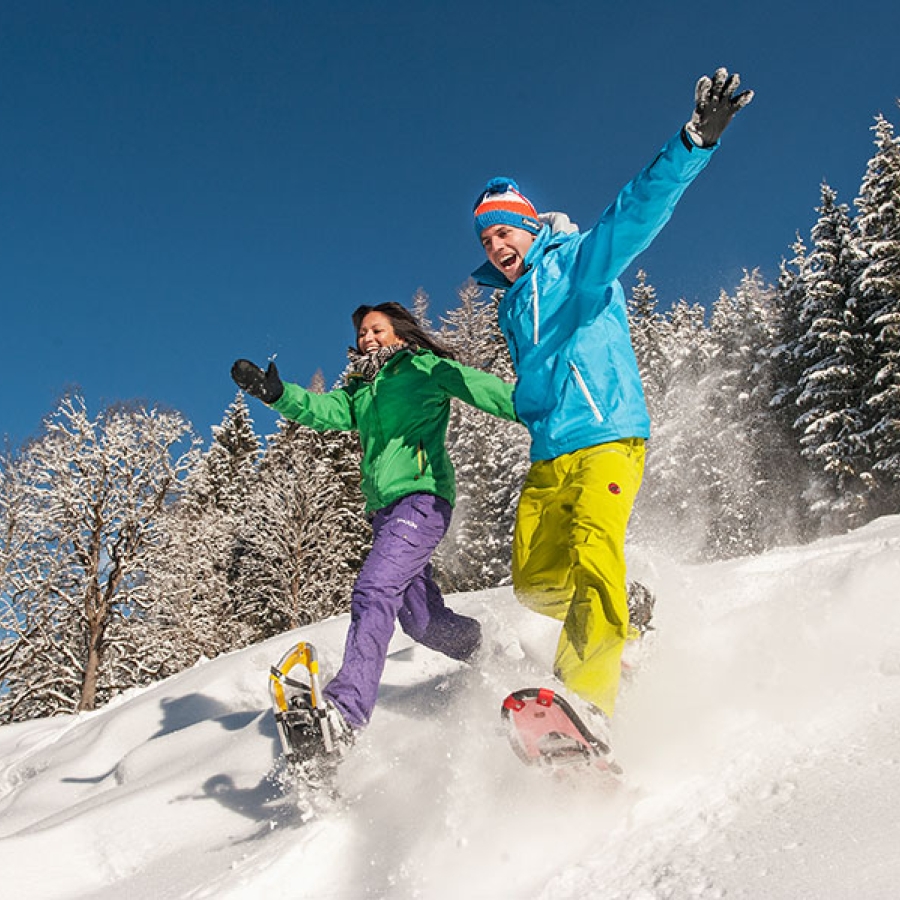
357,310,404,353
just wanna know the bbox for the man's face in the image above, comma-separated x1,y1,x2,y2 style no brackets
480,224,536,284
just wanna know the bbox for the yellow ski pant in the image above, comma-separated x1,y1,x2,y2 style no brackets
511,439,645,717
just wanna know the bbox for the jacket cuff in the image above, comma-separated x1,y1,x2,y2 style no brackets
681,125,718,152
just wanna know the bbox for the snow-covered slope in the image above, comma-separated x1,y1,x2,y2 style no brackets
2,516,899,899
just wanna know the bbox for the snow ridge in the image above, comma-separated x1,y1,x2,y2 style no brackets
2,517,900,899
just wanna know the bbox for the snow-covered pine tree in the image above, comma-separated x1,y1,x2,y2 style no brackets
628,269,670,420
307,369,327,393
202,392,261,514
411,286,433,333
146,394,261,661
769,237,815,444
630,298,715,560
440,280,509,373
698,271,779,556
308,416,370,610
759,238,824,542
0,396,199,721
854,114,900,509
435,281,528,591
794,182,873,528
230,379,368,642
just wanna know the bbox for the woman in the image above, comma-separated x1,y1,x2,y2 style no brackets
232,302,517,751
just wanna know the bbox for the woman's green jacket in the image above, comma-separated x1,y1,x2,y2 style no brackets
272,348,518,513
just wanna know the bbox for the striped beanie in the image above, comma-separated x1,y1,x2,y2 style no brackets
473,177,542,238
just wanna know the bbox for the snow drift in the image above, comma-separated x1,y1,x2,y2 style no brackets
2,516,900,899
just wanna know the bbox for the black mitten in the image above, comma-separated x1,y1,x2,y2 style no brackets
231,359,284,404
685,67,754,148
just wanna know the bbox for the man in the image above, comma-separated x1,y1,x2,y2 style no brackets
471,68,753,732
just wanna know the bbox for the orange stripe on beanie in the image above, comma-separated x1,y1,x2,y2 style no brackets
473,177,542,237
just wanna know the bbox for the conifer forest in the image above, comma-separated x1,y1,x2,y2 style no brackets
2,113,899,723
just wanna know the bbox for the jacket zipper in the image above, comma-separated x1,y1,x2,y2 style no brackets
415,440,426,478
369,378,389,506
569,362,604,423
531,270,539,344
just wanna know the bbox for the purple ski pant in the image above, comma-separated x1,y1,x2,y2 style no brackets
323,492,481,728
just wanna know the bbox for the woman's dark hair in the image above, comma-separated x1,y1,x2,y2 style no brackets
351,302,456,360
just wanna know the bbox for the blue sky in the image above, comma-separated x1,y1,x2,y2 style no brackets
2,1,899,449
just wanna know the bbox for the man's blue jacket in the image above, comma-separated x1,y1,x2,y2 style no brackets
473,130,716,462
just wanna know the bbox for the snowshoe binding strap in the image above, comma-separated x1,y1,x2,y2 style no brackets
268,641,336,758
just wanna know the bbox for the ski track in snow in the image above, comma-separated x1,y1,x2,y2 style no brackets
1,516,899,899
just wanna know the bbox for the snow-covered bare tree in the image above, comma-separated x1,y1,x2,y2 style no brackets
0,396,199,722
0,448,36,704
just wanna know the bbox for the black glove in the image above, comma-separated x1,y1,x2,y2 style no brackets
231,359,284,404
685,67,754,148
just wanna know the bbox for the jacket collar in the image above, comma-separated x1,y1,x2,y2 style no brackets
346,345,413,383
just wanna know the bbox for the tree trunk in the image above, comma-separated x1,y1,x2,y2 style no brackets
78,626,103,711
